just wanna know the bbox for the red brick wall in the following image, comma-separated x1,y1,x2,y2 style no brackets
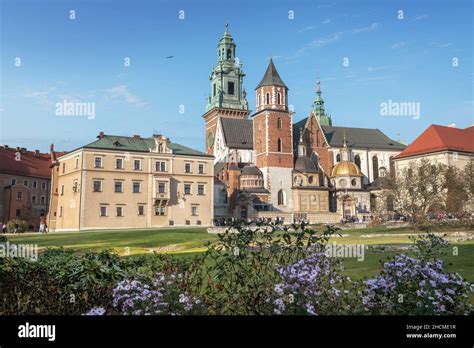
303,115,334,176
254,110,293,168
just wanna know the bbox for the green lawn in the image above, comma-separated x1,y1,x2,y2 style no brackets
7,227,216,256
7,225,474,284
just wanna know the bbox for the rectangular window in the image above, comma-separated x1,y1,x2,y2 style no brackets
184,184,191,195
40,196,46,204
138,205,145,216
41,182,46,190
198,184,205,195
59,206,63,217
100,206,107,217
155,207,166,216
24,180,28,187
62,163,65,173
32,181,37,189
60,185,64,195
134,160,141,171
93,180,102,192
72,180,78,193
133,182,141,193
115,181,123,193
191,205,198,216
213,83,216,97
185,163,192,173
228,81,235,95
75,158,79,169
198,164,205,174
11,178,16,185
116,206,123,217
94,157,103,168
16,209,21,217
116,158,124,169
31,195,37,203
158,182,166,194
156,161,166,172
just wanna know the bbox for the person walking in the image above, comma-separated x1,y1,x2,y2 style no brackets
1,222,6,234
13,223,19,234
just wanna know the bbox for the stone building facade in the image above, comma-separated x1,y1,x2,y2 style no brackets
50,133,214,231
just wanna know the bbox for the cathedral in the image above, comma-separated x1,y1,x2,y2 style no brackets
203,25,406,223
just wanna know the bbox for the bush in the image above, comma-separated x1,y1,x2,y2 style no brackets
6,219,28,233
185,222,339,315
360,254,471,315
0,248,183,315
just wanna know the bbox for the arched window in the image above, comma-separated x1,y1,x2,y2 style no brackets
336,154,341,162
310,152,319,168
277,117,282,129
266,93,270,104
226,49,232,59
277,93,281,104
277,190,285,206
389,156,395,178
354,154,361,169
372,156,379,180
277,138,283,152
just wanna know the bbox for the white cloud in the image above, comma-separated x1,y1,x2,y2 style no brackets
307,32,343,48
432,42,453,48
367,66,389,72
413,14,429,21
391,41,406,49
104,85,149,108
352,22,379,34
322,18,331,24
25,90,53,106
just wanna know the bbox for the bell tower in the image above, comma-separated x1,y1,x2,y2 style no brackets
203,22,250,155
253,59,294,212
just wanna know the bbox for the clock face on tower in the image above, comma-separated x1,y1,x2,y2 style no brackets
208,131,215,148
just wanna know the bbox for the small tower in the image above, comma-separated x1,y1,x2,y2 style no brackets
313,80,332,126
203,22,250,155
253,58,293,212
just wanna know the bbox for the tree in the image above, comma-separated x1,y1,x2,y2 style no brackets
386,159,447,224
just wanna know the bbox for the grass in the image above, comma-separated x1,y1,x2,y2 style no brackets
7,224,474,283
7,227,216,256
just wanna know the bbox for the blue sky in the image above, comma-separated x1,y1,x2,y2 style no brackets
1,0,472,153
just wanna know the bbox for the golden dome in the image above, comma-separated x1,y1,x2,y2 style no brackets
331,161,362,177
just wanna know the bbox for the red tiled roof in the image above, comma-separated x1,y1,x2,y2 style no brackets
394,124,474,159
0,147,53,179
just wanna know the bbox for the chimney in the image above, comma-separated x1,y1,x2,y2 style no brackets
133,134,140,138
34,149,40,155
448,123,456,128
4,145,8,149
16,146,20,152
98,131,105,139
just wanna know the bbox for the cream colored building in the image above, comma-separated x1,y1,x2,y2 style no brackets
52,133,214,231
393,124,474,172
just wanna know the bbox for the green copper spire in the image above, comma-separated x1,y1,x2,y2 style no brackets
206,22,248,112
313,79,332,126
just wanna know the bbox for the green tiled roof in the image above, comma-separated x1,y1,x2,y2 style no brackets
82,135,212,157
